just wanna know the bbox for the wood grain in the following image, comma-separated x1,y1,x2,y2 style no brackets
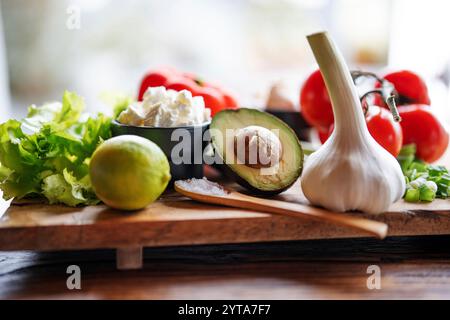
2,236,450,299
175,182,389,239
1,181,450,252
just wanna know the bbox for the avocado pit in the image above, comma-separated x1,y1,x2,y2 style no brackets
233,125,283,169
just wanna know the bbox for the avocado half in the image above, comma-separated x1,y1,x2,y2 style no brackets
210,108,304,195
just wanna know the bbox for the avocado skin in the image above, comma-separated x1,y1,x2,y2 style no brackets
217,157,301,196
210,108,303,195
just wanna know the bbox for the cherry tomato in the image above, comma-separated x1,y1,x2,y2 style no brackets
198,81,238,110
138,67,238,116
166,79,226,115
319,106,403,157
372,80,386,108
207,84,238,109
366,106,403,157
165,77,199,94
197,87,226,116
300,70,334,131
137,67,180,101
182,72,198,80
221,91,238,109
383,70,431,106
138,69,174,101
398,104,448,163
318,127,331,144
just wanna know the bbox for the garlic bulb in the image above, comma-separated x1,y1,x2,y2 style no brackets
301,32,405,214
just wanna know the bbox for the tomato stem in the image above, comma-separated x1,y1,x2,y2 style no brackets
194,78,204,87
386,95,402,122
351,70,384,83
351,70,401,122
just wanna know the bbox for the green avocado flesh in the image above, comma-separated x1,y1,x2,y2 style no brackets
210,108,303,194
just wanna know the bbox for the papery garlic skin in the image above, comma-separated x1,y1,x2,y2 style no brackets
302,131,406,214
301,32,405,214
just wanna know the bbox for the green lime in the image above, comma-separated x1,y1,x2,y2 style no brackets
90,135,171,210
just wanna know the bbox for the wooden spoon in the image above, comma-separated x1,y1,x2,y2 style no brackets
174,178,388,239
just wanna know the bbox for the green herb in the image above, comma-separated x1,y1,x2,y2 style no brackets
0,91,112,206
399,144,450,203
404,188,420,202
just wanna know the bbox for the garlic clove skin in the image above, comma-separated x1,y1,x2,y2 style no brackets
301,31,406,214
302,130,406,214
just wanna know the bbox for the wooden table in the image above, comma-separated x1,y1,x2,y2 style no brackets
2,151,450,300
2,235,450,299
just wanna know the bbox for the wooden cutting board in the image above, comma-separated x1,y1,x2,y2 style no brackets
1,178,450,269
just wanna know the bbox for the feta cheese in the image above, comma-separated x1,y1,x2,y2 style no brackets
117,104,145,126
118,86,211,127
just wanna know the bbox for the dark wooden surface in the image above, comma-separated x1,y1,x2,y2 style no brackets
2,235,450,300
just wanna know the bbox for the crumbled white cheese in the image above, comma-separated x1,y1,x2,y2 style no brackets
118,86,211,127
117,104,145,126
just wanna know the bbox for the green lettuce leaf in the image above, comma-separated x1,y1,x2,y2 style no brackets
42,169,99,206
23,91,84,133
0,91,111,206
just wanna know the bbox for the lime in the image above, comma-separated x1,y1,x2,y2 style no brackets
90,135,171,210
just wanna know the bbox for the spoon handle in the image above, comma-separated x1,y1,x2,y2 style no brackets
224,192,388,239
174,185,388,239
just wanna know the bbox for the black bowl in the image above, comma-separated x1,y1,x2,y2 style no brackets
111,120,210,182
265,109,311,141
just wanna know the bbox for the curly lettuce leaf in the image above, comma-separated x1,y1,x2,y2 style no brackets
0,119,42,198
42,169,99,206
0,91,111,206
23,91,84,133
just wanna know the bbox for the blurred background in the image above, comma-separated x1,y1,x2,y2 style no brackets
0,0,449,120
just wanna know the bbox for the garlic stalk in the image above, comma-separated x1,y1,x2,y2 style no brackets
301,32,405,214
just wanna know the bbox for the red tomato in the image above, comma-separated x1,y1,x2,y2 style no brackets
182,72,198,80
207,84,238,109
197,87,226,116
138,69,174,101
398,105,449,163
384,70,431,106
165,77,199,94
221,91,238,109
199,81,238,110
300,70,334,131
366,106,403,157
166,79,226,115
138,67,238,115
372,80,386,108
318,127,331,144
319,106,403,157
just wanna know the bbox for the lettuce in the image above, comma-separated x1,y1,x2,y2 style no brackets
0,91,112,206
100,91,135,119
